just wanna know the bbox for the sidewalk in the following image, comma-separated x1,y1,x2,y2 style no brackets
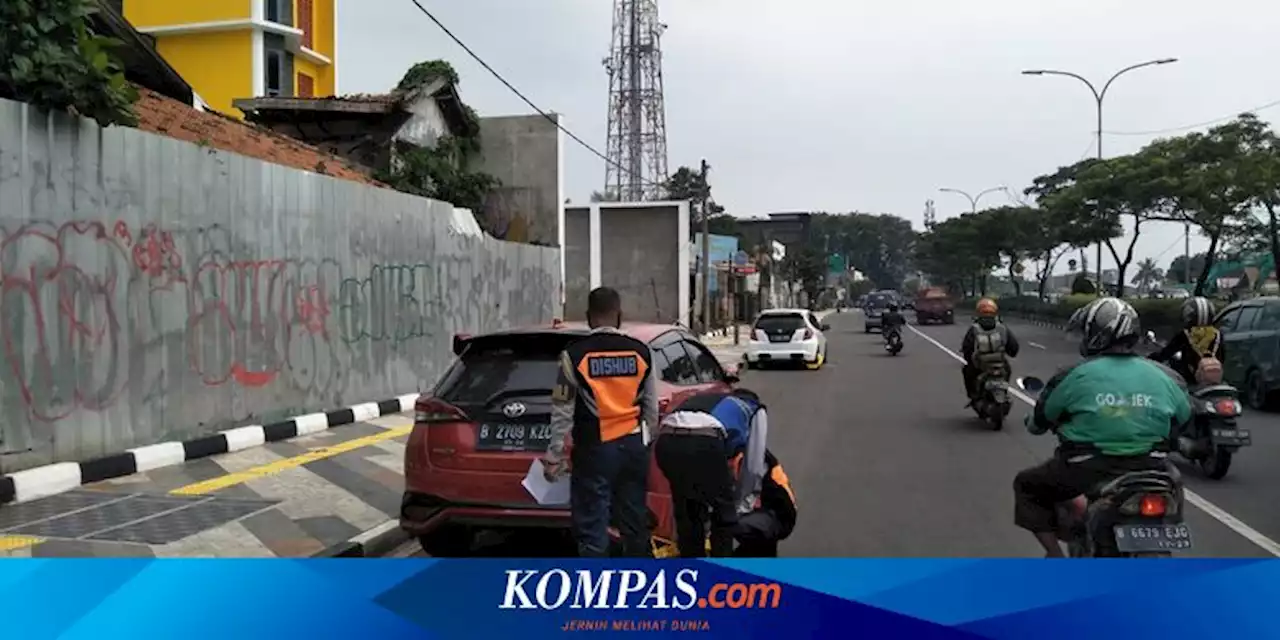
0,412,412,557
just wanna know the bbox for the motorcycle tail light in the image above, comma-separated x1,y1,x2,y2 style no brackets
1213,398,1240,416
1139,494,1166,517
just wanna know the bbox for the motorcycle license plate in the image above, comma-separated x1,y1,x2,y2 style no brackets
1113,523,1193,553
1212,428,1251,446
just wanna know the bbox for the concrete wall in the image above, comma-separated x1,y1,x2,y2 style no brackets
0,98,560,472
476,114,564,250
562,202,689,325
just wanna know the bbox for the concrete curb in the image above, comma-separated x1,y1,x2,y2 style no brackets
315,519,412,558
0,393,420,506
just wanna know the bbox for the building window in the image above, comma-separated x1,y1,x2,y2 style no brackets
297,73,314,98
265,51,284,96
264,0,291,26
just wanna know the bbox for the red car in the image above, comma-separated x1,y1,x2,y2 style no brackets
401,321,740,556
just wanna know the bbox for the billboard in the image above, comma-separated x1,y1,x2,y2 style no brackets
693,233,740,293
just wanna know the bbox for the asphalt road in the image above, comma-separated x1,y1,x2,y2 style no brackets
750,309,1276,558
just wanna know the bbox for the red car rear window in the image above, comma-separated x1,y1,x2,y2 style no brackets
435,334,580,405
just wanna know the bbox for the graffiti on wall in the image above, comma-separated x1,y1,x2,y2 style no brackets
0,219,555,427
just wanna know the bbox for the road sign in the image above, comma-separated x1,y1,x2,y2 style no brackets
827,254,846,274
734,250,749,266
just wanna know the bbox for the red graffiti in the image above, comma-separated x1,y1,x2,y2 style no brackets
0,220,346,421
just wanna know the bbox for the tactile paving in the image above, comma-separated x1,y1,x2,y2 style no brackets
88,498,277,545
7,495,197,539
0,490,124,531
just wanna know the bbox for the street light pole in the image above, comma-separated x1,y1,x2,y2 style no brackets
938,186,1007,213
1021,58,1178,292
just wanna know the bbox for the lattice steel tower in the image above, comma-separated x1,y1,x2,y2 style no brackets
603,0,668,201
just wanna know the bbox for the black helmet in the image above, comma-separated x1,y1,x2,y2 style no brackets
1068,297,1142,356
1181,297,1215,327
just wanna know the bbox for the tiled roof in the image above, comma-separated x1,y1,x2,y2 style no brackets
132,87,382,186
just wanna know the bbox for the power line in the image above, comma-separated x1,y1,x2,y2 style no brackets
1077,133,1098,161
404,0,665,188
1104,97,1280,137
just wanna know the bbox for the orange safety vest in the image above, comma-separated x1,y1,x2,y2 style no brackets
730,452,796,509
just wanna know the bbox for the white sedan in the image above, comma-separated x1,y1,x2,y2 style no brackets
743,309,829,370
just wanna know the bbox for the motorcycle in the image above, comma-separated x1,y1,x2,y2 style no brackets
884,326,903,355
1017,376,1193,557
1144,331,1251,480
971,360,1012,430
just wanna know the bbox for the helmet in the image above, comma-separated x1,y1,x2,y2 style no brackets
1069,297,1142,356
975,298,998,317
888,302,899,312
1181,297,1215,327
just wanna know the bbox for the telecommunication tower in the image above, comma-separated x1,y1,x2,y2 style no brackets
602,0,669,201
923,199,937,230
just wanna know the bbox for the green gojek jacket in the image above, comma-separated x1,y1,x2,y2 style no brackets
1027,354,1192,457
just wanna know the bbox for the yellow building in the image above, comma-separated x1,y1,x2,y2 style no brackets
124,0,336,117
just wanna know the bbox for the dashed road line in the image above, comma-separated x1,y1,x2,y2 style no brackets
908,323,1280,558
1028,341,1046,350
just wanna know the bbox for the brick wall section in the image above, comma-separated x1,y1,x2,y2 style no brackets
132,87,379,186
297,74,314,98
299,0,314,49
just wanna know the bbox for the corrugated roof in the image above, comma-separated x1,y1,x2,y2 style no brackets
132,87,381,186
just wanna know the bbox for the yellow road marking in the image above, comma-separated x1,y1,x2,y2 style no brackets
0,535,45,552
170,426,413,496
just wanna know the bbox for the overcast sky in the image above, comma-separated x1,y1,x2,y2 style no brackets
338,0,1280,276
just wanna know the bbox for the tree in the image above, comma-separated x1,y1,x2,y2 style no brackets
1168,253,1208,285
1131,257,1164,294
1029,155,1160,297
779,247,826,306
1144,115,1267,294
812,213,915,291
914,212,1000,297
0,0,139,127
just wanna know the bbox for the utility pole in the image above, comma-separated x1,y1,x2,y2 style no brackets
698,159,711,334
1184,221,1191,285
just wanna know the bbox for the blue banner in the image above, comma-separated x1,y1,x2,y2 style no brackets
4,559,1277,638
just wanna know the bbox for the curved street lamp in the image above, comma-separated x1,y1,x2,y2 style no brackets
938,186,1008,213
1021,58,1178,285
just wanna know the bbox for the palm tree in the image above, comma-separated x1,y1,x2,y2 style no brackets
1131,258,1164,295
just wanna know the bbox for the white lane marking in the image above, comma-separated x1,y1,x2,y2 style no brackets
906,323,1280,557
1028,341,1046,350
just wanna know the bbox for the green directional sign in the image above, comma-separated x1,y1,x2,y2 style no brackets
827,254,846,274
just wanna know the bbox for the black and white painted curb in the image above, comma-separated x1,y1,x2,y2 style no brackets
316,519,412,558
0,393,419,506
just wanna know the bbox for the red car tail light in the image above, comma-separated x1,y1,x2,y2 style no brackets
415,397,468,424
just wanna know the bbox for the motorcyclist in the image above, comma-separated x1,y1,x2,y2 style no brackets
882,302,906,345
961,298,1020,401
1013,297,1192,557
1149,296,1224,387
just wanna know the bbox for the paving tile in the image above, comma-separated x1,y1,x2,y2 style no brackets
300,456,401,517
0,491,123,532
238,508,326,557
89,497,276,545
294,515,362,548
30,538,155,558
9,495,196,539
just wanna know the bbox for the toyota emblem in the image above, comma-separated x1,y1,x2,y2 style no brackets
502,402,527,418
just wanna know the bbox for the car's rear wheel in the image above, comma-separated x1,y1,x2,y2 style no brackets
418,526,474,557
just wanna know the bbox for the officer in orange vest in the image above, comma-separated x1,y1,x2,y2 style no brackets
542,287,658,557
729,448,797,557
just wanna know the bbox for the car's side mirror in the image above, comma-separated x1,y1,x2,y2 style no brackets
820,323,831,332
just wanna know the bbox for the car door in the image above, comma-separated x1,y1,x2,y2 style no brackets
1215,305,1246,386
1252,302,1280,389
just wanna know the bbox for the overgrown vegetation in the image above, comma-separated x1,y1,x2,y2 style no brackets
0,0,138,126
376,60,498,213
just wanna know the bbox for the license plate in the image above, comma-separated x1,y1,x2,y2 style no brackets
1113,523,1193,552
476,423,553,452
769,334,791,343
1212,428,1251,445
